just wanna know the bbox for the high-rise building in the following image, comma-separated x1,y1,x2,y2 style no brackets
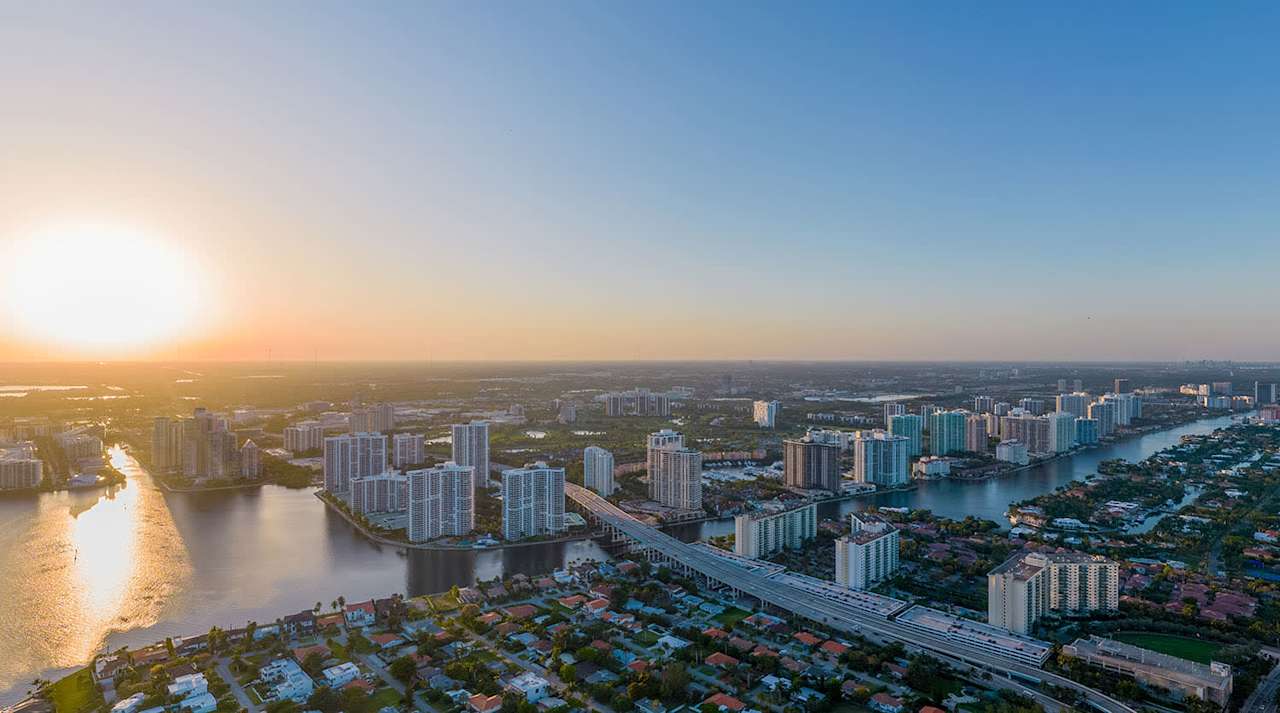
350,471,408,514
0,456,43,490
1075,418,1099,445
835,514,899,590
349,404,395,434
451,421,491,487
283,420,325,453
974,396,994,414
1000,414,1050,454
806,427,852,450
783,438,842,492
1088,400,1116,437
1113,378,1131,394
1255,382,1278,405
851,430,909,487
501,462,565,540
988,552,1119,634
993,402,1012,416
1057,379,1068,393
883,403,906,425
652,447,703,510
927,410,967,455
240,439,261,478
1056,392,1091,419
1047,412,1076,453
151,416,183,472
965,414,989,453
557,402,577,424
208,430,238,478
583,445,614,496
753,400,780,428
887,414,922,457
1100,393,1140,427
919,404,940,425
734,502,817,558
393,433,425,469
1018,398,1047,416
646,429,685,499
604,388,671,417
323,433,387,496
996,440,1029,465
407,463,474,542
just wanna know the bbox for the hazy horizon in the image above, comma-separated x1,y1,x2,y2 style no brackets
4,2,1279,362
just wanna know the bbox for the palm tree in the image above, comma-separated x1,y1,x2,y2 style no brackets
313,602,322,615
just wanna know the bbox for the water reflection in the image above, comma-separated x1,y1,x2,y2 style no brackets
0,446,608,704
0,447,189,700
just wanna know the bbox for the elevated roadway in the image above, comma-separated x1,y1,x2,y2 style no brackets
567,483,1135,713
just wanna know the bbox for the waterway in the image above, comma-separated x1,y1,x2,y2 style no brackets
0,412,1242,703
668,413,1246,540
0,447,607,703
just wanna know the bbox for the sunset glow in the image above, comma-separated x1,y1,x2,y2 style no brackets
4,225,209,355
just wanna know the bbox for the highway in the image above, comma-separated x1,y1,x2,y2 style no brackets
566,483,1136,713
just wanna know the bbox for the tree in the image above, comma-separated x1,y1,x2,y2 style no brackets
301,651,326,677
307,685,341,713
659,662,691,701
558,664,577,684
388,656,417,684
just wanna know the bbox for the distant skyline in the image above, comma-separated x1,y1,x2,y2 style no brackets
3,2,1279,362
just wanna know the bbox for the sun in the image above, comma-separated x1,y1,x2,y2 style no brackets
4,223,209,354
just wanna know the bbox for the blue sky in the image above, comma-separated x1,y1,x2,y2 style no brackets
1,2,1278,360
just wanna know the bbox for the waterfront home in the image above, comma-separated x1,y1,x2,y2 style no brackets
177,693,215,713
344,600,376,628
283,611,316,637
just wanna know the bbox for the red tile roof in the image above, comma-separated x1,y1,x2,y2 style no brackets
702,693,746,711
706,652,740,667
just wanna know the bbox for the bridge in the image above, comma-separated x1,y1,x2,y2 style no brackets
567,483,1135,713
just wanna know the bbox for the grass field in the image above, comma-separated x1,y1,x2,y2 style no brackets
714,607,752,628
1110,632,1222,664
369,688,403,708
49,667,102,713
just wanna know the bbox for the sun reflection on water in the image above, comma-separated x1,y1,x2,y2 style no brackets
0,446,190,692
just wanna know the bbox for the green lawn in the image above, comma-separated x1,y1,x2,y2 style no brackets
369,687,403,708
1110,632,1222,664
428,593,461,613
714,607,752,628
48,667,102,713
634,631,660,646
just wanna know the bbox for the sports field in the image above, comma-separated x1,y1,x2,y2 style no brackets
1110,632,1222,664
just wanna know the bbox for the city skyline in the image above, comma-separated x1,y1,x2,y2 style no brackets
4,2,1280,362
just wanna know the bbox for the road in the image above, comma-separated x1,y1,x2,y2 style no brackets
567,483,1133,713
1242,661,1280,713
215,660,260,713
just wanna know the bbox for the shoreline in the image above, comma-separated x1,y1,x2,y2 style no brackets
314,491,603,551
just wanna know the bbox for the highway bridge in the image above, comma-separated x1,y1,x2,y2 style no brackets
567,483,1136,713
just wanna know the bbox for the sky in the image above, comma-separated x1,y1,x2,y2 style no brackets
2,1,1278,362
